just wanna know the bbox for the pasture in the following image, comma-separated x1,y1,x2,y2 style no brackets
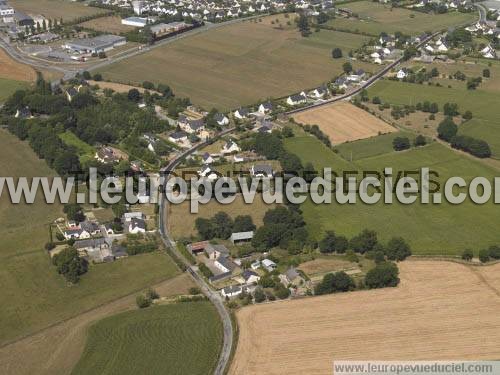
72,302,223,375
292,102,396,144
0,274,196,375
59,130,95,163
334,130,416,160
368,79,500,157
0,130,180,344
167,193,274,239
99,16,375,110
0,78,29,102
284,130,500,255
330,1,476,35
9,0,106,22
230,261,500,374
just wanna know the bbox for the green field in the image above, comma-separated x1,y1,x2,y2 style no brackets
335,131,416,161
0,78,29,102
330,1,476,35
0,130,180,344
9,0,106,22
368,79,500,157
284,131,500,256
72,302,223,375
99,15,375,110
59,130,95,163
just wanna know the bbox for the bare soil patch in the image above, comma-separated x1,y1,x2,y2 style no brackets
79,16,136,34
292,102,396,144
230,261,500,375
0,274,195,375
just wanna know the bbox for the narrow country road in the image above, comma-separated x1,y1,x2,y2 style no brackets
158,127,236,375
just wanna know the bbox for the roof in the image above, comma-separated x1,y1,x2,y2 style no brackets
230,231,254,241
205,243,229,255
260,102,273,109
235,107,249,115
223,285,242,294
216,256,237,272
130,218,146,230
80,221,99,233
169,131,187,139
262,259,276,267
285,267,300,282
74,237,110,249
214,113,227,121
188,241,209,251
242,269,259,281
252,164,273,175
289,93,306,101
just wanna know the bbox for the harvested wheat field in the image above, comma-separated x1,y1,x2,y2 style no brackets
230,261,500,375
87,80,160,95
292,102,396,145
0,49,36,81
0,274,195,375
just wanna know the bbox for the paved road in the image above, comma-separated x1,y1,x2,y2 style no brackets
158,127,236,375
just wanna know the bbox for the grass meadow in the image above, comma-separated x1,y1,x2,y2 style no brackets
329,1,476,35
368,78,500,158
59,130,95,163
99,15,375,110
0,78,29,102
284,130,500,256
72,302,223,375
0,130,180,344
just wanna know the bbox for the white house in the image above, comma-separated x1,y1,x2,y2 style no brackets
286,92,307,106
198,165,218,180
221,140,240,154
250,164,273,177
251,260,261,270
308,86,328,99
168,131,188,144
242,270,260,285
221,285,245,298
262,259,277,272
481,45,497,59
214,113,229,126
202,152,215,164
234,107,249,119
214,256,237,273
396,69,408,79
123,212,145,222
258,102,273,114
128,218,146,234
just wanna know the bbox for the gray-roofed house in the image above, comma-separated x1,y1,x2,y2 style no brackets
168,130,188,143
258,102,273,114
221,284,246,298
230,231,254,245
214,113,229,126
214,255,237,273
281,267,304,286
250,164,273,177
242,270,260,285
128,218,146,234
80,221,101,236
286,92,307,106
234,107,249,119
205,243,230,260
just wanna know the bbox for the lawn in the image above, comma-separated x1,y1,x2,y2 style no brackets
284,131,500,256
98,16,375,110
329,1,476,35
59,130,95,163
368,79,500,157
0,130,180,344
0,78,29,102
72,302,223,375
9,0,107,22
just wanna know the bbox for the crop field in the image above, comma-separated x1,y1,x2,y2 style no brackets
0,130,180,344
284,130,500,255
79,16,136,34
0,49,36,82
0,274,195,375
167,193,274,239
9,0,106,22
329,1,476,35
72,302,223,375
292,102,396,144
368,79,500,157
230,260,500,374
99,16,376,110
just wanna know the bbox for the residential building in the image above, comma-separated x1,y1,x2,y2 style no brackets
128,217,146,234
205,243,230,260
250,164,273,177
242,270,260,285
262,258,277,272
286,92,307,106
214,255,237,273
221,285,246,298
221,140,240,154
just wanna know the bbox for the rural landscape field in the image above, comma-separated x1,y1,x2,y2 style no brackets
1,0,500,374
230,261,500,374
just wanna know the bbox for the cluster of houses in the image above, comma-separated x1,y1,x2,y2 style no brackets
465,21,499,59
60,211,148,263
186,239,306,299
99,0,333,22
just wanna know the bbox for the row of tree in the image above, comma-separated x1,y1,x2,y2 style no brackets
195,212,256,240
437,117,491,158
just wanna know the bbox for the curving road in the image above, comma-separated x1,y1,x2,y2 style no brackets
157,127,236,375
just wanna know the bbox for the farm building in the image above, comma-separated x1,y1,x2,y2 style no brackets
262,259,277,272
214,256,237,273
230,231,254,245
187,241,209,255
121,16,150,27
205,244,230,260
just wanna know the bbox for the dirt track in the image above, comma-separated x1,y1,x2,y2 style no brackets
0,274,195,375
292,102,396,144
230,261,500,375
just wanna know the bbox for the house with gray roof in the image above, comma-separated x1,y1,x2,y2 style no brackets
250,164,273,177
214,255,237,273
